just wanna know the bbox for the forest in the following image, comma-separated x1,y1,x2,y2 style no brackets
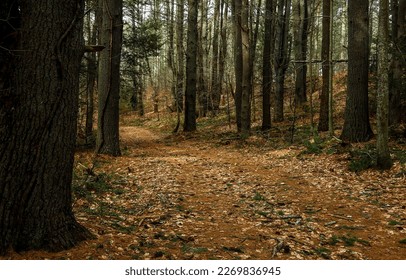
0,0,405,260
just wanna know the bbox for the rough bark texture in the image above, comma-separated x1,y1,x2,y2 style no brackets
377,0,393,169
389,0,406,126
0,0,92,254
341,0,373,142
262,0,274,131
318,0,330,132
183,0,198,132
96,0,123,156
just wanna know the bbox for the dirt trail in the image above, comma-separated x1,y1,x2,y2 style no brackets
4,126,405,260
115,126,405,260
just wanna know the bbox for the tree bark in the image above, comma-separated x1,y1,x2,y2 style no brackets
96,0,123,156
85,8,98,146
0,0,92,254
183,0,198,132
240,0,251,136
318,0,331,132
232,0,243,130
274,0,291,122
377,0,393,169
262,0,274,131
293,0,309,105
175,0,185,113
218,0,229,114
389,0,406,127
211,0,221,112
197,0,208,117
341,0,373,142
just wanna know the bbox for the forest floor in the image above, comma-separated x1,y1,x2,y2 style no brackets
3,113,406,260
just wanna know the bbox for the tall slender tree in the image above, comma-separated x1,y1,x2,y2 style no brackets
85,5,98,146
293,0,310,105
184,0,198,131
274,0,291,122
0,0,92,254
211,0,221,112
176,0,185,113
341,0,373,142
232,0,243,130
376,0,393,169
262,0,274,130
240,0,251,136
96,0,123,156
318,0,331,132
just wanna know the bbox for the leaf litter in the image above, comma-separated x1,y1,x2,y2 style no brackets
2,119,405,260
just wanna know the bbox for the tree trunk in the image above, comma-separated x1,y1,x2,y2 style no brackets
184,0,198,132
318,0,331,132
240,0,251,136
232,0,243,130
389,0,406,127
274,0,291,122
211,0,221,112
96,0,123,156
176,0,185,113
166,0,177,112
377,0,393,169
262,0,274,130
293,0,309,105
218,0,229,114
197,0,208,117
341,0,373,142
0,0,92,254
85,9,98,146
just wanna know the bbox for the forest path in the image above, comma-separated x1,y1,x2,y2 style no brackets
4,125,405,260
99,125,404,260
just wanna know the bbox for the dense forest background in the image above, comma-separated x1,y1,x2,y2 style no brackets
74,0,405,158
0,0,405,259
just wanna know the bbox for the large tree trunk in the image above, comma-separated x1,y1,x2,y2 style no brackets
318,0,331,132
389,0,406,127
183,0,198,132
96,0,123,156
262,0,274,131
0,0,92,254
341,0,373,142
